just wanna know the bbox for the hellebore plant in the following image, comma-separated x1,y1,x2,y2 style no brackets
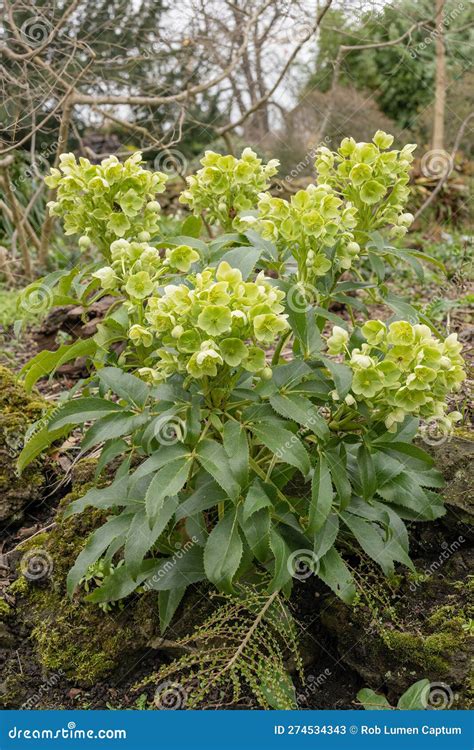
19,133,465,633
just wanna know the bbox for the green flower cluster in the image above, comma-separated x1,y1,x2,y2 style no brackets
242,184,358,281
92,239,201,303
326,320,466,429
91,238,163,302
314,131,416,239
179,148,279,231
45,152,167,252
141,261,288,381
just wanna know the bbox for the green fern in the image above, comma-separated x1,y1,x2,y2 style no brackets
136,585,303,710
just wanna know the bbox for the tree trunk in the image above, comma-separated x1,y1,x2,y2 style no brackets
432,0,446,151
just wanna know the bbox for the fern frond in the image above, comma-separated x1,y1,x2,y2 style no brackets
136,584,303,709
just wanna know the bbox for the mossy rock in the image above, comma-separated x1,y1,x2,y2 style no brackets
425,435,474,533
0,366,48,523
0,597,14,649
8,483,161,686
321,547,473,707
8,476,212,689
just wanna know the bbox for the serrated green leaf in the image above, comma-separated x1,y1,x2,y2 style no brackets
203,507,243,593
397,679,430,710
239,507,271,563
67,512,134,595
325,447,351,510
195,439,240,499
357,688,391,710
49,397,124,429
145,458,191,526
309,455,333,534
175,479,224,521
341,511,413,575
243,478,273,521
95,438,129,478
98,367,150,408
318,547,356,604
21,338,96,393
181,214,202,238
17,423,70,474
251,420,310,477
358,445,377,500
124,497,179,576
81,412,149,451
63,475,131,518
268,529,292,593
132,444,190,481
223,421,249,487
269,392,329,441
86,559,156,603
313,513,339,559
320,356,352,399
145,546,205,590
159,587,186,633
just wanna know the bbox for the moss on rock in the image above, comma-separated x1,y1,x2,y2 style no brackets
425,436,473,533
12,482,162,686
321,552,473,707
0,366,48,523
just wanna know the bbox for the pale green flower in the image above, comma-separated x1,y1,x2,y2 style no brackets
373,130,394,149
253,313,288,344
92,266,117,290
349,163,372,185
187,346,223,378
107,213,131,237
125,271,154,299
179,148,279,230
327,326,349,355
362,320,386,346
118,189,144,217
384,408,406,430
129,324,153,347
110,238,131,261
197,305,232,336
387,321,415,346
360,179,386,204
220,338,248,366
242,347,266,372
352,368,384,398
406,365,437,390
166,244,200,272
